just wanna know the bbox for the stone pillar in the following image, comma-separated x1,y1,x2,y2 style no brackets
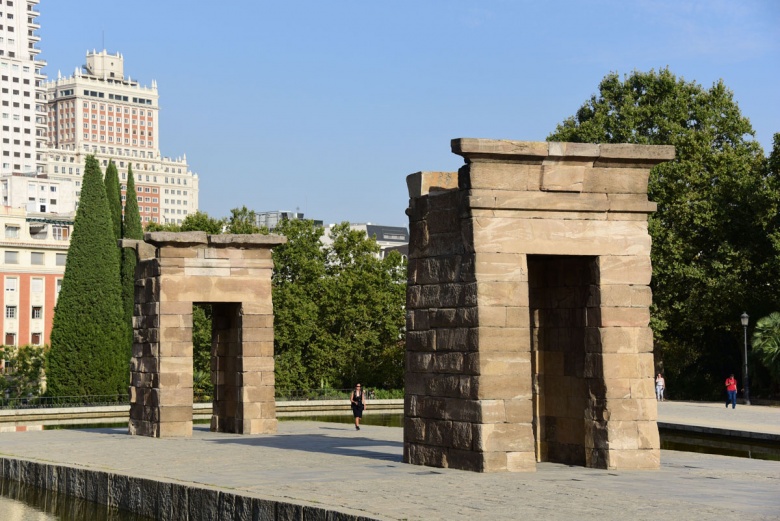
125,232,285,437
404,139,673,472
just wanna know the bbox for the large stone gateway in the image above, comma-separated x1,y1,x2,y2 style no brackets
122,232,286,437
404,139,674,472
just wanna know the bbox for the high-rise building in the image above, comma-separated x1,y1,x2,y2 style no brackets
0,0,46,176
44,50,199,225
0,1,201,348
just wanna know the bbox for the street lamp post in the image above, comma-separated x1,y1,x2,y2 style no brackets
740,312,750,405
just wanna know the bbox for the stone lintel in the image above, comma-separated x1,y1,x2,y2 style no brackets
208,234,287,247
451,138,675,165
145,231,208,246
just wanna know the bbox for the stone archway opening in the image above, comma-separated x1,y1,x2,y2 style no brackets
528,255,597,466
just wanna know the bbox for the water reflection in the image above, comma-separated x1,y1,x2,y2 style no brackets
0,479,154,521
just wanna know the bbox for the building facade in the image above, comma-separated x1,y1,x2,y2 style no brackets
321,223,408,259
0,206,69,348
43,50,199,225
0,0,46,177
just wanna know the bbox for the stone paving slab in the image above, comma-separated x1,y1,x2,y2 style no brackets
1,404,779,521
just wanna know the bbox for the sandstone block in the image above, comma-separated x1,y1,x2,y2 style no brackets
474,373,532,400
606,448,660,470
432,352,465,373
405,443,446,468
158,406,193,423
157,421,193,437
239,341,274,358
407,352,433,373
541,161,587,192
415,256,464,284
473,252,527,281
407,171,458,198
445,448,485,472
404,417,427,443
475,327,531,352
435,328,477,352
504,397,533,424
471,217,651,257
597,256,652,285
452,138,549,159
583,168,650,194
466,162,544,191
473,422,535,452
588,307,650,327
477,280,529,308
407,330,436,352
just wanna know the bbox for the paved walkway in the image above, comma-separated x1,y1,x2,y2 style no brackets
658,400,780,438
0,401,778,520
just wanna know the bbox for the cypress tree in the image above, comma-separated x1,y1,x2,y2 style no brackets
47,155,128,397
121,164,143,360
104,160,122,243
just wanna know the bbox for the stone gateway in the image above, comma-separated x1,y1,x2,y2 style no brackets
122,232,285,438
404,139,674,472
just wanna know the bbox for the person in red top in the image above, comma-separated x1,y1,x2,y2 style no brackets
725,374,738,409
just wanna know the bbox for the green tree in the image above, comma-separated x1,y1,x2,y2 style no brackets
548,69,778,398
272,219,327,389
226,206,265,234
271,220,406,390
121,165,143,362
47,155,128,397
752,313,780,386
180,211,225,234
0,344,45,401
104,160,122,243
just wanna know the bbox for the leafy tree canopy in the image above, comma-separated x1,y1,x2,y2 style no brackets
548,69,779,398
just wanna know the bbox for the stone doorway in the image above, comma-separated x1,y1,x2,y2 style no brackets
123,232,284,438
528,255,596,466
404,139,674,472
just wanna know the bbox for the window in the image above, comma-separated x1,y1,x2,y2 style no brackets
5,306,16,318
30,252,44,265
31,332,42,345
5,277,17,292
52,226,69,241
4,250,18,264
31,306,42,319
31,278,42,293
4,333,15,346
55,253,66,266
4,225,18,238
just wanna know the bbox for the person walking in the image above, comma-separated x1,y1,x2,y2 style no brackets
725,374,738,409
350,383,367,430
655,373,665,401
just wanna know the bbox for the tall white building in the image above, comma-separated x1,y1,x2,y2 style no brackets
0,0,46,176
44,50,199,225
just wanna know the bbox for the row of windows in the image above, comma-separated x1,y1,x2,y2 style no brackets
4,332,44,347
83,100,153,113
2,250,67,265
4,276,61,294
5,305,43,319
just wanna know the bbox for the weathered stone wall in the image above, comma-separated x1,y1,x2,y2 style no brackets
126,232,284,438
0,457,377,520
404,139,673,472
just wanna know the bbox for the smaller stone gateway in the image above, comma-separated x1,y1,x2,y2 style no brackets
404,138,675,472
122,231,286,438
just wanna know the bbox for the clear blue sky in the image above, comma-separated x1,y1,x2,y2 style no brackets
40,1,779,227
